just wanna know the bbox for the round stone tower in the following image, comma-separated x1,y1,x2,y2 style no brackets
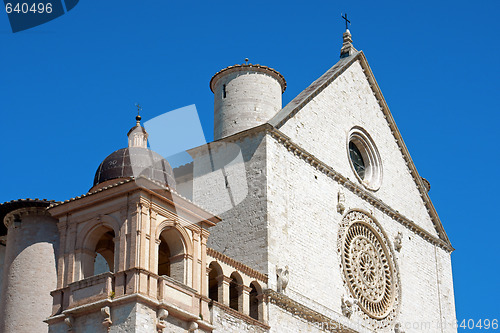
0,199,58,333
210,62,286,140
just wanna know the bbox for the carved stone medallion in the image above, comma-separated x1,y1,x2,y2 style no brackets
338,210,400,328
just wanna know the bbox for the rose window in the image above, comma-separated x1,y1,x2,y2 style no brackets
339,211,399,321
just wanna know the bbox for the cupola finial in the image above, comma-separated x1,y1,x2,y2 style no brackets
128,104,148,148
135,103,142,126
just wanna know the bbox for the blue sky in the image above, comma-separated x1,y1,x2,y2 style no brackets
1,0,499,330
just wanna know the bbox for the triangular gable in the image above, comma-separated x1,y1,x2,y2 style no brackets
268,51,452,249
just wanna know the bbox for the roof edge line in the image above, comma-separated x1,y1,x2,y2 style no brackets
268,51,362,128
356,52,451,246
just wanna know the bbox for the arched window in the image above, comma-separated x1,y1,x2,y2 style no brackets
158,227,186,283
249,283,259,320
82,227,115,278
249,281,263,321
229,272,243,311
158,240,171,277
208,262,222,302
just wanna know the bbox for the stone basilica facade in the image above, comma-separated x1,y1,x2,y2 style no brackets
0,30,457,332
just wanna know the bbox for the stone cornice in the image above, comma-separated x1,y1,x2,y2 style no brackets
48,177,221,227
266,126,454,253
356,52,451,247
212,300,270,330
265,289,359,333
210,63,286,93
207,247,268,283
4,206,53,229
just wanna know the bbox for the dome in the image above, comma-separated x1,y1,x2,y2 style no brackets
93,147,176,189
93,114,175,189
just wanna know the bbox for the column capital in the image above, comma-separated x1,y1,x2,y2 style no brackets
237,285,252,294
217,275,233,284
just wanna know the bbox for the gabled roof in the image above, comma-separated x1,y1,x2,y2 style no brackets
269,51,360,128
268,51,452,249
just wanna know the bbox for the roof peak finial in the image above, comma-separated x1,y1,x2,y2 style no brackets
128,103,148,148
341,13,351,31
340,13,357,59
135,103,142,125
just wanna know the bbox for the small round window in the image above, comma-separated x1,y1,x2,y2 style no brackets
347,127,382,191
349,141,366,179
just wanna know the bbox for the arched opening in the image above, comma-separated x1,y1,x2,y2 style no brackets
94,230,115,274
229,272,242,311
158,227,186,283
82,226,115,279
208,262,222,302
249,282,259,320
158,240,171,277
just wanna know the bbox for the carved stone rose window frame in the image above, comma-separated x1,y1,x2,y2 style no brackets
338,210,401,329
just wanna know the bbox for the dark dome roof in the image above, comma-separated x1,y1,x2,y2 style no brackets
93,147,176,189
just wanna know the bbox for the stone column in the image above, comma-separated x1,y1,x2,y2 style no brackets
240,285,252,316
218,275,232,306
0,207,59,333
257,294,268,323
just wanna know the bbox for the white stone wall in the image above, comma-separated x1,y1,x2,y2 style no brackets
213,70,283,140
211,305,267,333
268,304,336,333
266,134,457,332
279,60,438,237
49,303,184,333
199,133,269,273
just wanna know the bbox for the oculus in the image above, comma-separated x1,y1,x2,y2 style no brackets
347,127,383,191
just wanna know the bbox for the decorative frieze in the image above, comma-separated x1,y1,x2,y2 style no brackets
207,247,268,283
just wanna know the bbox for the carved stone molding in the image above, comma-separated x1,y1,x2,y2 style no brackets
188,321,198,332
207,248,268,283
394,322,405,333
338,210,401,329
394,232,403,252
341,295,357,318
101,306,112,331
265,289,356,333
276,265,289,293
156,308,169,332
64,315,74,331
337,192,346,214
4,206,52,229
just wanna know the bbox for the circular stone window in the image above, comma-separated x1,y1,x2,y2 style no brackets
338,211,400,327
347,127,382,191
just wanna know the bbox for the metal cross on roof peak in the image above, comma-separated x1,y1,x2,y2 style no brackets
135,103,142,116
341,13,350,30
